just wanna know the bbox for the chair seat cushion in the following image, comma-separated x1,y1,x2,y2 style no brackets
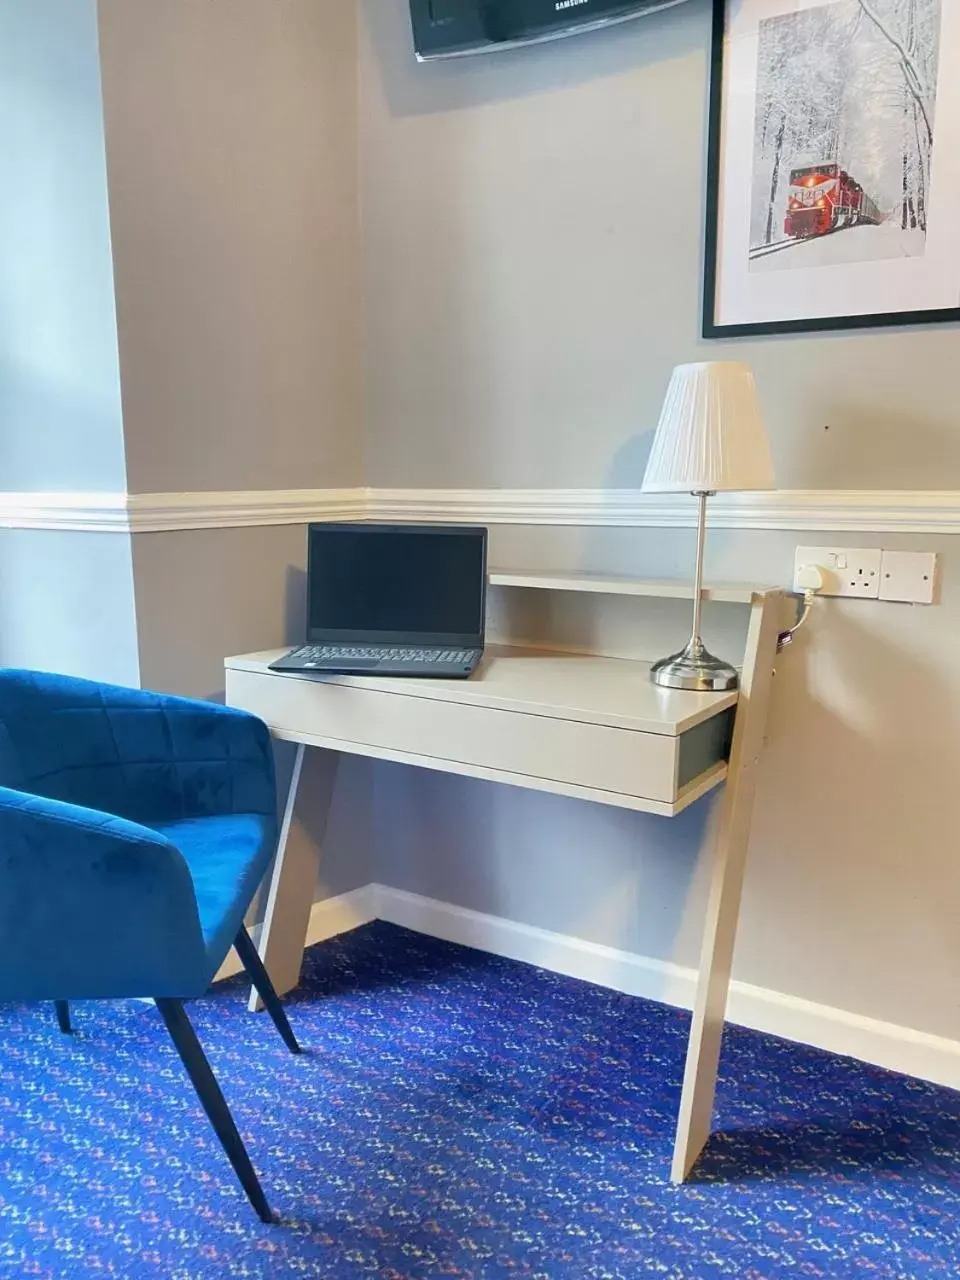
149,813,275,977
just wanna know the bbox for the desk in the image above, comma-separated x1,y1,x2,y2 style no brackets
226,575,782,1182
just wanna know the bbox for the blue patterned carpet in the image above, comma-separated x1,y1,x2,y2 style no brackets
2,922,960,1278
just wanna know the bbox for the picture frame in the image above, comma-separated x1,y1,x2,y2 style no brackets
703,0,960,338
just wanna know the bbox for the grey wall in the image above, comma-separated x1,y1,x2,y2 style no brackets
359,0,960,1041
359,0,960,492
0,0,126,491
0,529,139,685
0,0,136,685
98,0,363,494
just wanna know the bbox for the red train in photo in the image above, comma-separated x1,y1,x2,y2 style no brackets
784,163,884,240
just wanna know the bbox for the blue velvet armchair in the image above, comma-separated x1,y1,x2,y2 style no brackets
0,668,301,1222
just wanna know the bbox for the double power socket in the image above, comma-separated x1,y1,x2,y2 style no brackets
794,546,939,605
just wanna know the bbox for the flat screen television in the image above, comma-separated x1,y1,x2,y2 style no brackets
409,0,690,61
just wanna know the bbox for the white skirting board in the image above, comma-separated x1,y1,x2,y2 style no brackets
222,882,960,1092
214,885,377,983
371,885,960,1091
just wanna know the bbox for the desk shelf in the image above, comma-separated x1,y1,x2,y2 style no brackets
489,568,775,605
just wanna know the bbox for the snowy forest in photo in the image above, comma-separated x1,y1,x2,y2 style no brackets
749,0,941,272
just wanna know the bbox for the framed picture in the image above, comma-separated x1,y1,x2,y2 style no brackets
703,0,960,337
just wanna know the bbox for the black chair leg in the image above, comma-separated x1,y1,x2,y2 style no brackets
233,924,302,1055
154,997,274,1224
53,1001,72,1035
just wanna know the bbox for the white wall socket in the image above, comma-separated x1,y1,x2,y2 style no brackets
794,546,881,598
879,550,939,605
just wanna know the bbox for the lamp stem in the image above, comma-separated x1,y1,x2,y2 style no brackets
689,490,708,650
647,487,736,691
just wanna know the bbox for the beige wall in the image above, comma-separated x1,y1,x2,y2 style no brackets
131,525,308,700
359,0,960,491
358,0,960,1044
91,1,368,900
98,0,363,494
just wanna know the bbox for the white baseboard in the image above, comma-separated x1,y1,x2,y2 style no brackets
214,884,376,983
4,486,960,534
212,879,960,1089
371,883,960,1091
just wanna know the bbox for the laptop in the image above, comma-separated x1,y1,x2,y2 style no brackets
270,522,488,678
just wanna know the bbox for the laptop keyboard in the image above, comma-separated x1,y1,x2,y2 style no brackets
291,645,478,665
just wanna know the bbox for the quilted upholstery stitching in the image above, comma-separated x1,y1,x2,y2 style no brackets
97,687,129,808
164,706,187,820
0,671,275,823
0,670,279,997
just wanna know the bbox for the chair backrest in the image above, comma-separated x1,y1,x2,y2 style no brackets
0,669,272,1001
0,668,275,825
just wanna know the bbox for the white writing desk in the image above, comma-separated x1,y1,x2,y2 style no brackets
225,574,782,1182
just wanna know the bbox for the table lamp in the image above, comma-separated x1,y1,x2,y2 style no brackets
641,361,776,692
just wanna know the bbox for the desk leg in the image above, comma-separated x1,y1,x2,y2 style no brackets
248,744,339,1013
670,593,781,1183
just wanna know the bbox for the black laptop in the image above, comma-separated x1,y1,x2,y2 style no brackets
270,523,488,679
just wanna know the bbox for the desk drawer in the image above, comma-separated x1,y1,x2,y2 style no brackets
227,669,682,804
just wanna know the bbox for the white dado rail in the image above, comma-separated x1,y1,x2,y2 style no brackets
1,487,960,533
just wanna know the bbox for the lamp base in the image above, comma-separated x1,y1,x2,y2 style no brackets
649,640,740,692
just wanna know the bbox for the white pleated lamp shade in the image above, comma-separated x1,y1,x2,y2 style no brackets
642,362,776,493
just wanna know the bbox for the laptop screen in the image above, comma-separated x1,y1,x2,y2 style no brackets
306,524,488,645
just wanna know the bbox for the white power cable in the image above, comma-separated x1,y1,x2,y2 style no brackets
777,565,824,652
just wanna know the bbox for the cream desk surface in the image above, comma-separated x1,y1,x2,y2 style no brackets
224,645,739,818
